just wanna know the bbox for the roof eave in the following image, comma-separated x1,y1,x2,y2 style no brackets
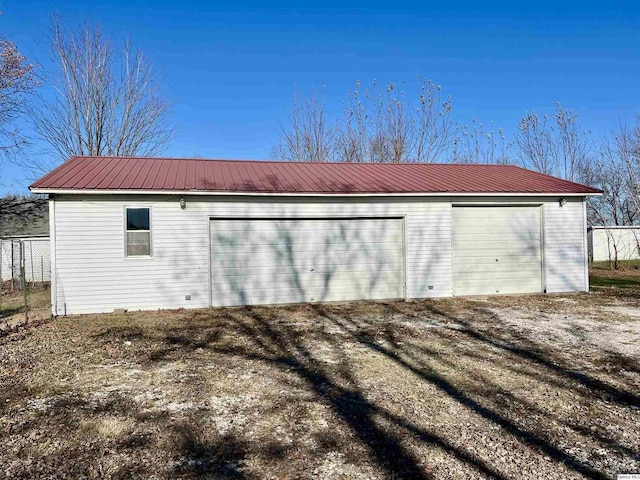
29,187,602,197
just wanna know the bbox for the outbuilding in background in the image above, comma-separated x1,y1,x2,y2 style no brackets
0,196,51,287
588,226,640,264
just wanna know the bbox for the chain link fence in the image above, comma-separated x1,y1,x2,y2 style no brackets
0,238,51,328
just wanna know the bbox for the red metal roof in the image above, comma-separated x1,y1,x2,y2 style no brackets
30,156,602,195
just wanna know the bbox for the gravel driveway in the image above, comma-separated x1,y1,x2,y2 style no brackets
1,290,639,479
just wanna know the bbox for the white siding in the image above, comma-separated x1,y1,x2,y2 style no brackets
544,198,588,293
50,194,588,315
51,196,451,314
590,227,640,262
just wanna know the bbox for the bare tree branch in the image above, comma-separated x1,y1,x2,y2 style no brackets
0,34,37,162
451,119,508,164
24,17,174,174
611,119,640,222
272,88,334,162
512,103,591,181
274,77,454,163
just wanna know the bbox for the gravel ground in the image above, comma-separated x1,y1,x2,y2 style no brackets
0,290,639,479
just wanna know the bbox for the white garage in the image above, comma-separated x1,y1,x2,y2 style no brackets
452,206,543,296
30,156,601,315
210,217,404,306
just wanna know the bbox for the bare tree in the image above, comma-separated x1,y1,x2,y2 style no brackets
26,17,173,174
275,77,454,163
0,31,37,161
608,120,640,221
579,122,640,270
582,157,629,269
336,80,408,163
511,112,554,173
272,89,334,162
451,118,508,164
512,103,591,181
335,78,454,163
555,104,591,182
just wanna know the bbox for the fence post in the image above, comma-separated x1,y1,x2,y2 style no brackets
20,241,27,323
0,240,3,297
30,241,35,288
41,257,44,283
10,241,14,292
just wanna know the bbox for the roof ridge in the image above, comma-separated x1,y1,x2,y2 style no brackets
70,155,526,167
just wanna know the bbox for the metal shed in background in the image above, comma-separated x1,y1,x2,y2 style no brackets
588,226,640,263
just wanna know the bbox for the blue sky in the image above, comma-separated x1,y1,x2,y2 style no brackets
2,1,639,193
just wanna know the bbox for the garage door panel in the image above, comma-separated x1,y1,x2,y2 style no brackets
209,285,402,308
210,218,404,307
454,280,542,296
210,268,402,285
454,269,542,280
211,248,400,269
453,224,540,235
454,231,541,241
453,243,542,255
210,242,404,255
211,278,404,294
453,263,543,275
452,217,539,230
452,255,541,266
456,277,542,288
215,221,401,241
211,262,399,275
453,231,541,241
452,206,543,296
454,249,541,259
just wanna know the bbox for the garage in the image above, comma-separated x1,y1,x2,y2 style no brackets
209,217,405,307
452,205,543,296
30,156,599,314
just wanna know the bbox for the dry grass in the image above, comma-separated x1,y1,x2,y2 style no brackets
79,417,136,439
0,284,50,318
590,260,640,290
0,290,639,479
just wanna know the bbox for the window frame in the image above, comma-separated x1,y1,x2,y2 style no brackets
124,206,153,259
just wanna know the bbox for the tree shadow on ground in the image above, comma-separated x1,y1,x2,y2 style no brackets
93,299,639,478
215,305,515,479
170,423,253,479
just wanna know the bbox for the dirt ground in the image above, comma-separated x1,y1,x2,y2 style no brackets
0,285,51,331
1,287,639,479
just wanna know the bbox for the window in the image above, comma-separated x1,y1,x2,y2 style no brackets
125,207,151,257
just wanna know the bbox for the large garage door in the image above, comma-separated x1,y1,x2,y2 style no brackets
210,218,404,307
452,206,543,296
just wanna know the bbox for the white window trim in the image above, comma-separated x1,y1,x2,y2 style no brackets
124,205,153,259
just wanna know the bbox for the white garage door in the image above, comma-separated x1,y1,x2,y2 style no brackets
452,206,543,296
210,218,405,307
